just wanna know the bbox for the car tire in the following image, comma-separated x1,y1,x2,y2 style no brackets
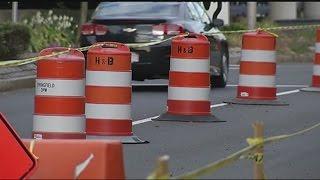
211,51,229,88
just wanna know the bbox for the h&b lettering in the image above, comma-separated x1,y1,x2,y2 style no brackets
177,46,182,53
108,57,114,65
95,57,100,64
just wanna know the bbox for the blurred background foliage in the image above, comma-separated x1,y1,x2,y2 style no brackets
22,10,78,52
220,17,316,61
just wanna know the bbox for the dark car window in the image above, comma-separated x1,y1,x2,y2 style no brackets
92,2,181,19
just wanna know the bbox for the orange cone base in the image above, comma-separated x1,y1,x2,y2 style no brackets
152,112,224,122
86,134,148,144
224,98,288,106
300,86,320,92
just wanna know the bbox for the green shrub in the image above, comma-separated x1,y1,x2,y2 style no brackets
0,23,31,60
23,10,78,52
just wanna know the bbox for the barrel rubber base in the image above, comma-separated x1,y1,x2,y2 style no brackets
300,87,320,92
86,134,149,144
152,112,224,122
224,98,289,106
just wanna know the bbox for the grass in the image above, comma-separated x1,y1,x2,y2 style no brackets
220,18,316,62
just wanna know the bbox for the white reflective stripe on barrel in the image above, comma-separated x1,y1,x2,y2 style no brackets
33,115,85,132
86,71,131,87
35,79,84,96
238,75,275,87
241,50,276,63
170,58,210,73
168,87,210,101
316,43,320,54
85,103,131,120
313,65,320,76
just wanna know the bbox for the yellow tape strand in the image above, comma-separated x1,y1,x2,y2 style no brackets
203,23,320,36
243,152,264,164
0,32,189,67
256,27,279,38
0,24,319,67
246,137,264,146
244,137,265,164
172,121,320,179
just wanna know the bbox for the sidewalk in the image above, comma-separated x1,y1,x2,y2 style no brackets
0,63,36,92
0,52,37,92
0,49,242,92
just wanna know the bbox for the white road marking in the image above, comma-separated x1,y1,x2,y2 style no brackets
132,115,159,125
276,89,300,96
230,64,240,67
227,84,308,88
230,67,239,70
132,84,308,88
132,88,301,126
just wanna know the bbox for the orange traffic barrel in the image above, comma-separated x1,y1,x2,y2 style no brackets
301,28,320,92
33,47,86,139
224,30,287,105
22,139,125,179
153,33,221,122
85,42,146,143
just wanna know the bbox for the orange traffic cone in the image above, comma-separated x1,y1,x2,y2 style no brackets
301,28,320,92
85,42,147,143
224,30,288,105
33,48,86,139
153,33,221,122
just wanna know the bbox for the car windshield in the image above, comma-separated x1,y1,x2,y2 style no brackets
92,2,180,19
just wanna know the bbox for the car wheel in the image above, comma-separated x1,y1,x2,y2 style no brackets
211,51,228,88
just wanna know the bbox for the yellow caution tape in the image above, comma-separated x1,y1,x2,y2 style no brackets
245,137,264,164
170,121,320,179
0,32,189,68
256,27,279,38
246,137,264,146
1,23,320,68
203,24,320,36
243,152,264,164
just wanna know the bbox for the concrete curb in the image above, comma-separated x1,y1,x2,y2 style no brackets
0,75,35,92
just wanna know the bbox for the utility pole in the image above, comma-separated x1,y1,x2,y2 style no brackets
247,2,256,30
78,2,88,45
12,1,18,23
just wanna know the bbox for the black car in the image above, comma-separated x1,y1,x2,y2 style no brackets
80,2,229,87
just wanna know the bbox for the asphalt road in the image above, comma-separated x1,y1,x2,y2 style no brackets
1,63,319,179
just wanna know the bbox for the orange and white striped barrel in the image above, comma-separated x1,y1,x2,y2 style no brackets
168,33,211,115
85,42,133,137
33,47,86,139
312,28,320,87
237,30,277,100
